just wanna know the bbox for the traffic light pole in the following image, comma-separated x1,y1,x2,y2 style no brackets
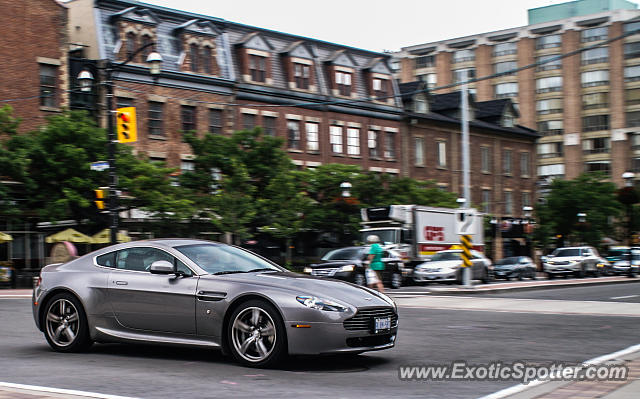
103,62,119,245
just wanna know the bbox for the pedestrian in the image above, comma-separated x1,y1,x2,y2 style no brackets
366,235,385,293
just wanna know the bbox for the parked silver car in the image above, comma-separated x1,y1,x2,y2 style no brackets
493,256,537,281
543,246,601,278
32,239,398,367
412,249,493,284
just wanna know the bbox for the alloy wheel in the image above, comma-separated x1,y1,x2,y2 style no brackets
231,307,277,363
45,298,80,347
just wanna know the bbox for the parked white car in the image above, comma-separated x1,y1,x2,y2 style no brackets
543,246,601,278
413,249,492,284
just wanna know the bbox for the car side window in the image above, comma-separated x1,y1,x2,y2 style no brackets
176,259,193,276
96,251,116,268
115,247,174,272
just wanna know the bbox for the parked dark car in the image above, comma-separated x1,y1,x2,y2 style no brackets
303,246,404,288
0,265,14,288
493,256,536,281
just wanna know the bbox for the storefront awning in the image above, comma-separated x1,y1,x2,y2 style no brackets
45,228,92,244
0,232,13,243
90,228,132,244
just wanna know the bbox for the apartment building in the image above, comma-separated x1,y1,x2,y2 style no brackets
394,0,640,192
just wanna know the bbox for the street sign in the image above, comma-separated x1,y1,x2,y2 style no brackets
455,209,477,235
90,161,109,171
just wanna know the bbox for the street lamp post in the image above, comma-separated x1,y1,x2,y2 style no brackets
77,43,162,244
622,172,636,246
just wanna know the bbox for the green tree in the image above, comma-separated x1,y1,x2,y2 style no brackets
535,173,621,249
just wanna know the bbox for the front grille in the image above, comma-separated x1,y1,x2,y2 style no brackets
311,268,336,277
343,307,398,331
346,334,394,348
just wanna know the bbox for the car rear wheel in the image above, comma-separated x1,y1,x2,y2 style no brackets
43,293,92,352
228,300,286,368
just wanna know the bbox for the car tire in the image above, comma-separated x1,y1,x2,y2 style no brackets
530,270,537,280
390,271,403,289
43,292,92,353
517,272,524,281
547,272,555,280
481,269,492,284
227,299,287,368
353,273,366,286
575,265,585,278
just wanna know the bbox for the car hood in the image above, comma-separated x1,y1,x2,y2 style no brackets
417,260,461,270
309,260,360,268
546,256,582,262
198,271,393,308
494,264,517,269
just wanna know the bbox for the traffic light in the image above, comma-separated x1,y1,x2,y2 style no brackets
116,107,137,143
94,189,106,210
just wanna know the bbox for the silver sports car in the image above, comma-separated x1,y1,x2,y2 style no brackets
32,239,398,367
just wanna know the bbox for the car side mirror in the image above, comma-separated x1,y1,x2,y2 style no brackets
149,260,175,275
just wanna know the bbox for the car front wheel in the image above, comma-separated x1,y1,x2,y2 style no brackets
43,293,92,352
228,300,286,368
390,271,403,289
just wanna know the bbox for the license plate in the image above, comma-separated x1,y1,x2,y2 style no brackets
374,317,391,332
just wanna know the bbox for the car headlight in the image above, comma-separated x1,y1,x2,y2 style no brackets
303,267,312,273
339,264,355,272
296,295,347,312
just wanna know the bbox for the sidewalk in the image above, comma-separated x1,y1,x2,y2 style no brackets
0,383,137,399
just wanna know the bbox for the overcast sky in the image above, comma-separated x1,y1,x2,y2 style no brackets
139,0,640,52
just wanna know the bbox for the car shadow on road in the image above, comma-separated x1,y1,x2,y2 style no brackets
279,353,390,373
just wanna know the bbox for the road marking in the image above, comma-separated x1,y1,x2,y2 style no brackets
0,295,31,299
478,342,640,399
0,381,140,399
610,294,639,300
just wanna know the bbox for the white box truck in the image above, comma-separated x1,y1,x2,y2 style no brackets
360,205,484,269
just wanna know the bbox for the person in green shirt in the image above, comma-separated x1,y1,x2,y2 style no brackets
366,235,385,293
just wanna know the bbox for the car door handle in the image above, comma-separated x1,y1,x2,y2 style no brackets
115,281,128,286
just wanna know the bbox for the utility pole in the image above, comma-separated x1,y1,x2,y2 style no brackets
461,78,471,287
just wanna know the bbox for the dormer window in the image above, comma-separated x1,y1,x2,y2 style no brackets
126,31,137,59
202,47,212,74
250,55,267,82
415,96,428,113
294,63,310,89
502,112,516,127
372,78,388,99
336,71,352,96
190,43,199,72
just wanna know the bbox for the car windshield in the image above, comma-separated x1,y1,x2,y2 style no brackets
551,248,580,257
496,257,519,265
361,230,397,245
175,244,282,275
608,248,630,260
430,251,461,261
322,248,364,261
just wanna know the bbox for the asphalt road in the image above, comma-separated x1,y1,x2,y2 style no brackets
478,280,640,302
0,285,639,399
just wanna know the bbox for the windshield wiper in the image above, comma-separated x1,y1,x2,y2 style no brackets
247,268,277,273
214,270,249,275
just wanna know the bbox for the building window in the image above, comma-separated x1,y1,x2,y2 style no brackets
537,98,563,114
503,150,512,175
536,34,561,49
415,96,428,113
415,55,435,68
181,160,195,173
494,82,518,99
418,73,437,89
452,49,475,63
585,161,611,175
148,101,163,136
481,146,491,173
452,68,475,83
494,61,517,75
414,137,424,166
538,142,563,158
263,116,277,136
190,43,199,72
336,71,352,96
39,64,57,107
626,88,640,106
627,111,640,127
294,63,310,89
347,128,360,155
581,47,608,65
384,131,395,159
624,21,640,34
116,97,133,109
493,42,517,57
372,78,388,99
633,157,640,173
581,70,609,87
536,54,562,71
243,113,256,130
126,31,137,59
208,109,223,134
504,191,513,215
522,192,531,208
520,152,530,177
582,115,609,132
482,190,491,214
287,120,301,150
538,163,565,179
249,55,267,82
625,65,640,82
624,42,640,59
202,46,212,74
582,92,609,110
330,125,343,153
306,122,319,151
181,106,196,132
436,141,447,168
368,130,379,158
536,76,562,93
537,120,563,136
581,26,608,42
582,137,610,154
